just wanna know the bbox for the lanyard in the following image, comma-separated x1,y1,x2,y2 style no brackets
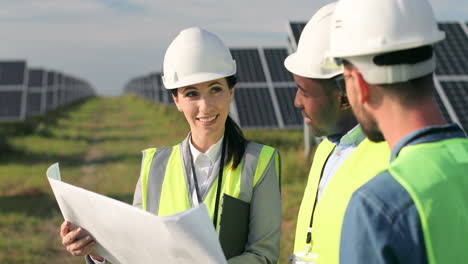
188,136,227,228
305,147,335,250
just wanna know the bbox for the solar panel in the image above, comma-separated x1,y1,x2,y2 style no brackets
264,48,294,82
57,73,65,107
274,86,302,126
0,61,27,86
143,75,153,100
147,73,160,102
0,91,23,118
27,69,46,116
435,23,468,75
155,73,168,104
0,61,27,121
166,90,174,104
27,93,42,116
28,69,45,87
289,22,306,45
234,88,277,128
439,80,468,132
47,71,56,85
46,71,57,110
230,49,266,82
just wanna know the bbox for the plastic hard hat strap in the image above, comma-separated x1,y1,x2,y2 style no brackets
347,55,435,84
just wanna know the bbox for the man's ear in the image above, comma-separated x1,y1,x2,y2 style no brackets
352,70,370,104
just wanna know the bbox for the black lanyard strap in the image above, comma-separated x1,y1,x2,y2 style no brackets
306,149,334,245
188,136,227,228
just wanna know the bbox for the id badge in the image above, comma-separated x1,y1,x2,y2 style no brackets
291,252,318,264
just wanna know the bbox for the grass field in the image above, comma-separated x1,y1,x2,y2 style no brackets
0,95,312,263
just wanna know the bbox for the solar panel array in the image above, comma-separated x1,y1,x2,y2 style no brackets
230,47,300,129
123,47,302,129
124,73,173,105
433,21,468,133
0,60,95,122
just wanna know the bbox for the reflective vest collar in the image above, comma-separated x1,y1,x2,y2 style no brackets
181,134,227,204
391,123,466,161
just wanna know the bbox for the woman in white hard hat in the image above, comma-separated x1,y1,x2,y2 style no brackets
59,27,281,264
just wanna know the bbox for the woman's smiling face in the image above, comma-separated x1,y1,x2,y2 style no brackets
173,78,234,144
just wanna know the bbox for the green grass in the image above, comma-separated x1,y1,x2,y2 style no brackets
0,95,313,263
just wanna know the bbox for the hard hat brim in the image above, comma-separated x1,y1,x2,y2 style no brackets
162,71,236,89
284,52,343,79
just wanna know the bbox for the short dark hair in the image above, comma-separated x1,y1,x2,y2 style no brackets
379,73,434,105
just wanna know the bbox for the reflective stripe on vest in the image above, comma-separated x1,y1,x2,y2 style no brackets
294,139,390,264
139,142,278,231
389,138,468,264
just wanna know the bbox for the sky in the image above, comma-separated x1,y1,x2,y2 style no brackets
1,0,466,96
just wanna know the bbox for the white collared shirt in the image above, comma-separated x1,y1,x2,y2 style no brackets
189,136,223,205
317,125,365,201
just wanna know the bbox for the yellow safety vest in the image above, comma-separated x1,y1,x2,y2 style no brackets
390,138,468,264
294,138,390,263
139,142,279,230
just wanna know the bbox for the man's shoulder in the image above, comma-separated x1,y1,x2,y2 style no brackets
351,170,414,222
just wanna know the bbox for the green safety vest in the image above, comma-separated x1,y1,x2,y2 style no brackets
389,138,468,264
294,138,390,263
139,142,279,230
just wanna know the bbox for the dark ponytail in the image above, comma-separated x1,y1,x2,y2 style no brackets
225,116,248,169
224,75,248,170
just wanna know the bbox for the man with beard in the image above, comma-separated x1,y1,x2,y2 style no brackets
328,0,468,263
284,3,389,263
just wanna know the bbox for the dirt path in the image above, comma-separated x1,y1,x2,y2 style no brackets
79,101,109,186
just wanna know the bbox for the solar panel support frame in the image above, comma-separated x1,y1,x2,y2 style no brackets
437,75,468,82
258,47,285,128
51,73,59,110
286,23,299,51
19,67,29,121
235,82,270,88
460,21,468,37
434,76,462,126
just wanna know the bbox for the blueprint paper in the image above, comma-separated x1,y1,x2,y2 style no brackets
46,163,227,264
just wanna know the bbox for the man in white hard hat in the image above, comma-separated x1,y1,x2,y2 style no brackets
284,3,389,263
328,0,468,263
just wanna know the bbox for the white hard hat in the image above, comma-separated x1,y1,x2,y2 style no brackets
328,0,445,84
284,2,342,79
162,27,236,89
